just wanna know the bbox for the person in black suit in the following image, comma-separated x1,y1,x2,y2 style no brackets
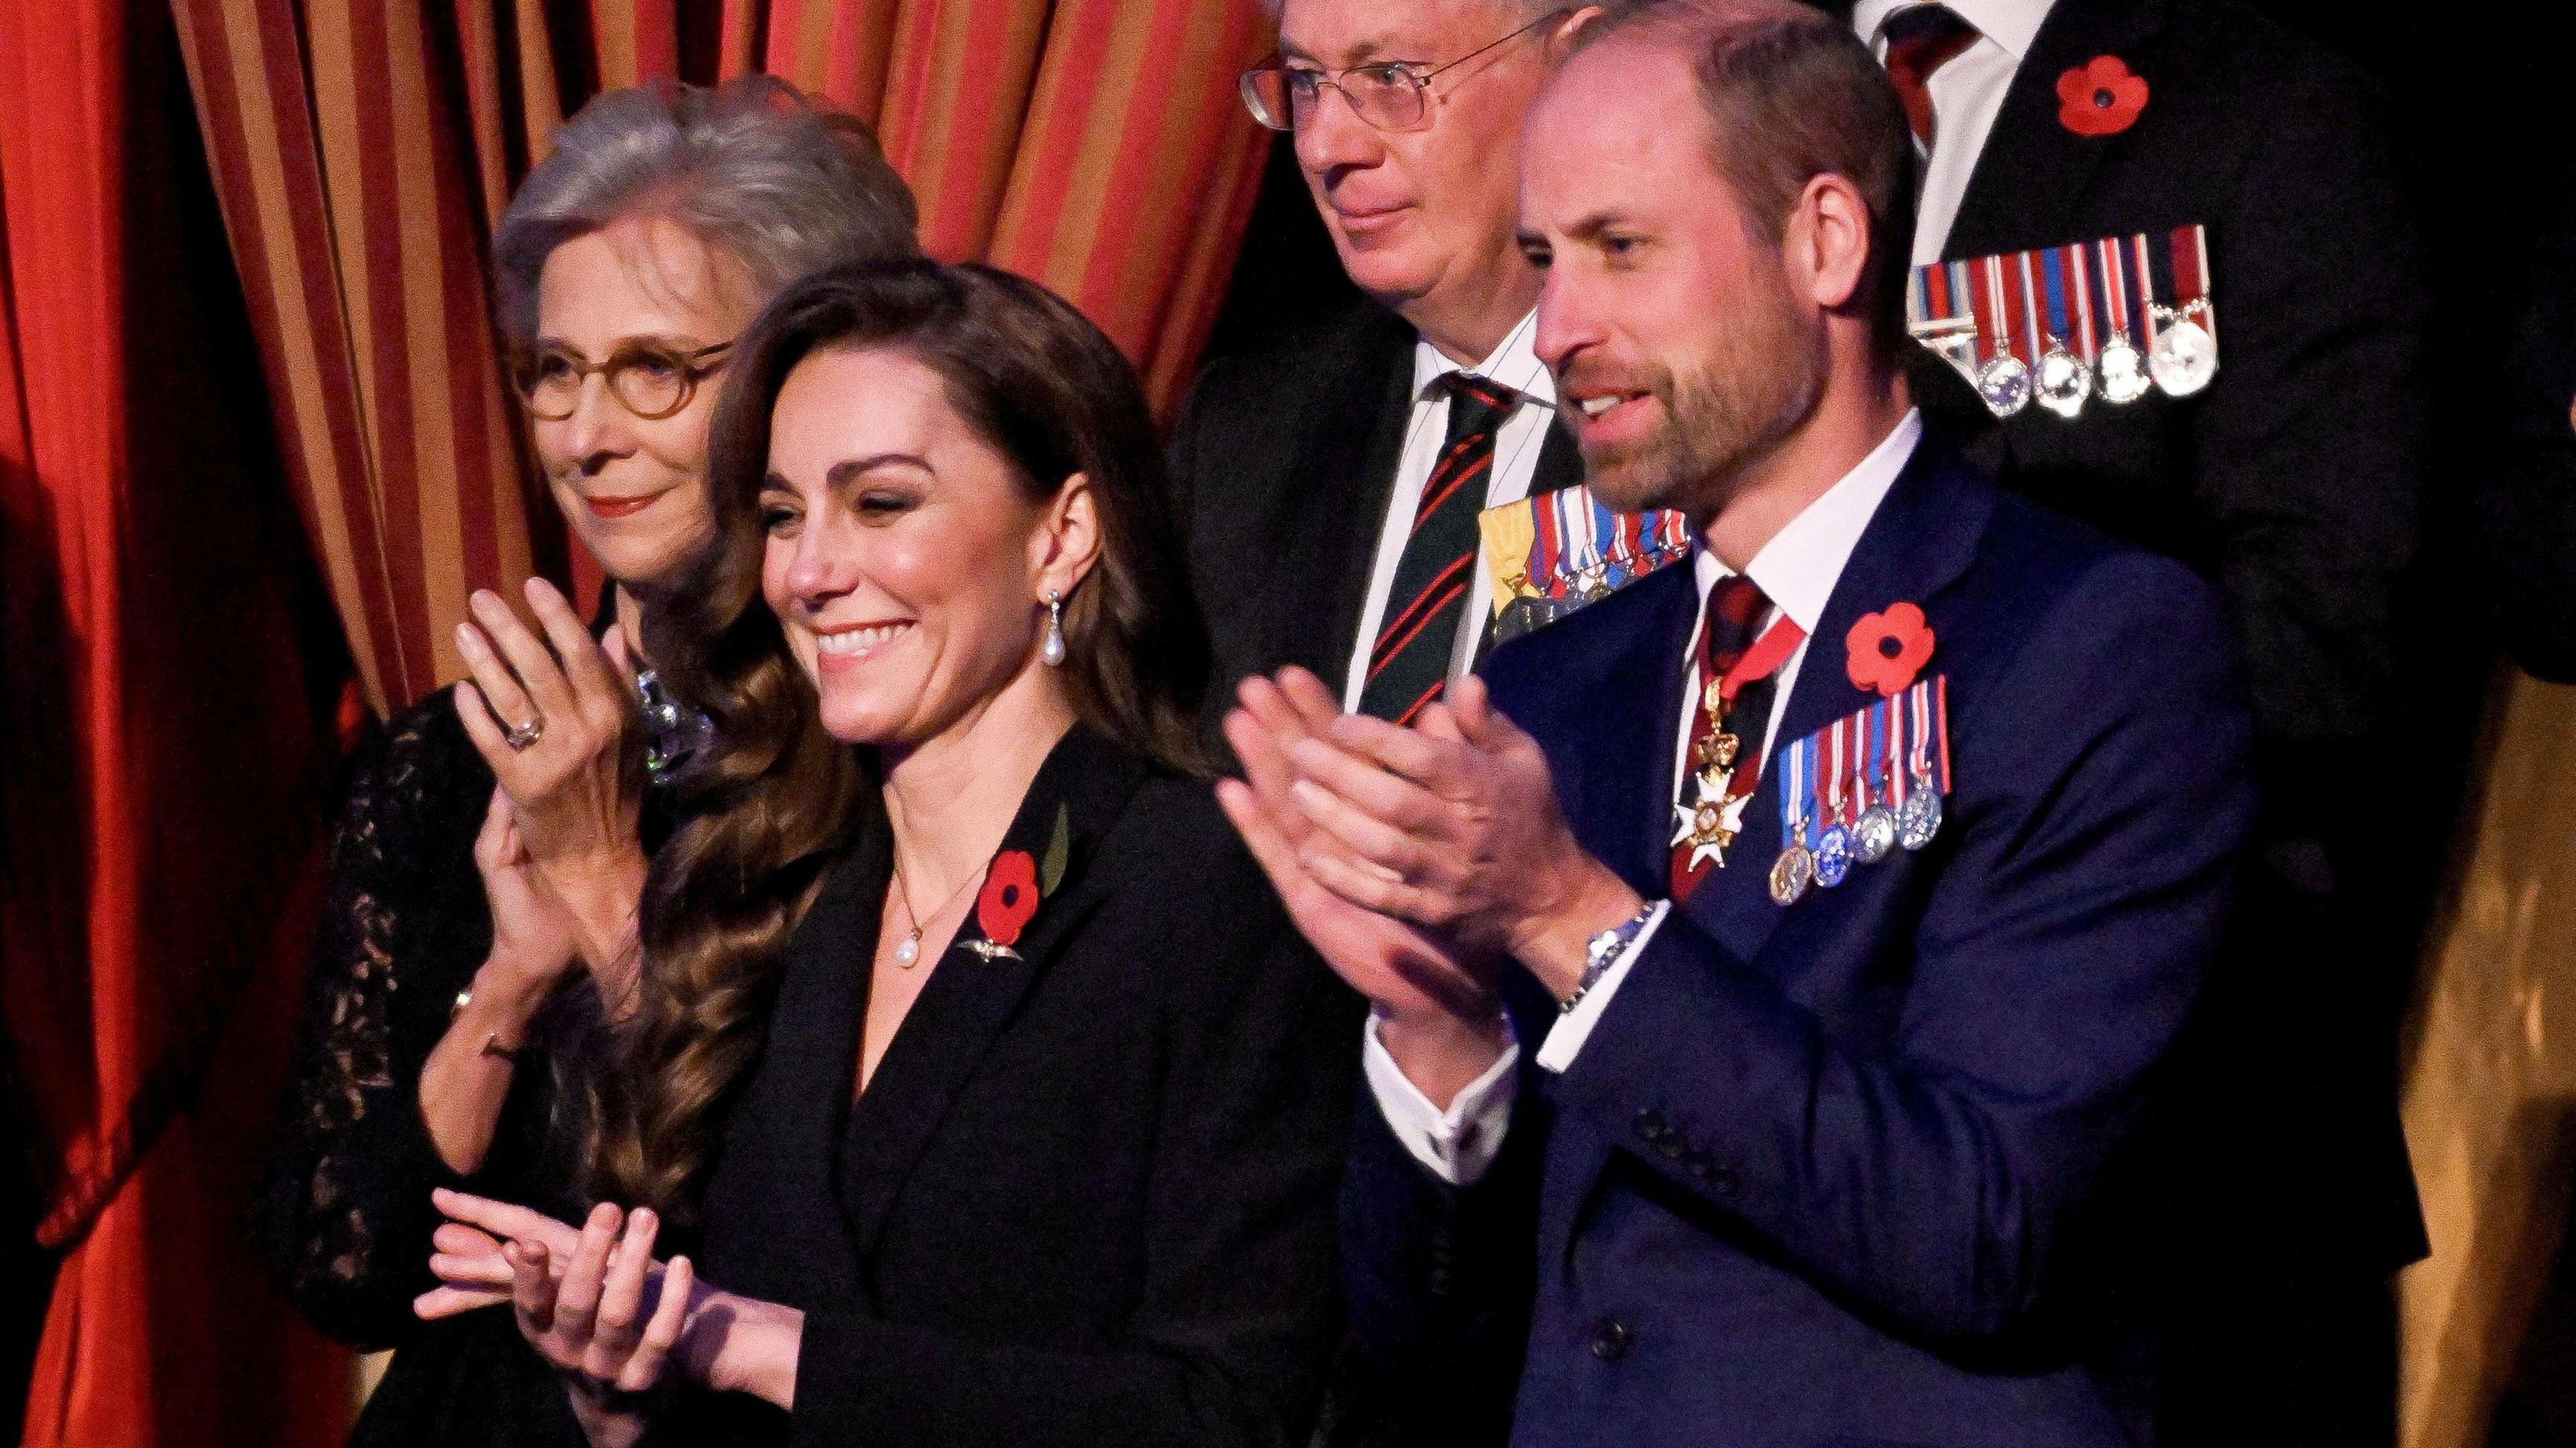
1821,0,2433,1437
415,260,1358,1448
1173,0,1605,734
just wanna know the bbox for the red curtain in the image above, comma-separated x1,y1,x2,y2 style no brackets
2,0,356,1445
173,0,1275,722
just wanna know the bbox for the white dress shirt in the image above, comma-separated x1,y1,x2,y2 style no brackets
1366,412,1927,1185
1340,311,1560,712
1853,0,2059,264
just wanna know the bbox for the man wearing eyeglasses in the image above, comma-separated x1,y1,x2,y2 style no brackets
1171,1,1603,742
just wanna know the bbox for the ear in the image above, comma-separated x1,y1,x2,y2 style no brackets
1028,472,1102,604
1789,172,1875,315
1546,6,1607,62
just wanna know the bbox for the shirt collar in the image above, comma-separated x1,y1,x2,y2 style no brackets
1696,409,1924,636
1411,309,1556,409
1851,0,2054,62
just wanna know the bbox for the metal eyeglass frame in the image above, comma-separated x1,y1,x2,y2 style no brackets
1239,9,1568,133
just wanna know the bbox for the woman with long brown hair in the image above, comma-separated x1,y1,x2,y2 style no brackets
422,260,1357,1447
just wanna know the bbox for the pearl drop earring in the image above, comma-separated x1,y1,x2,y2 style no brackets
1040,589,1067,667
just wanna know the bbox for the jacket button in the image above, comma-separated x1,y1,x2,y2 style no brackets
1591,1318,1635,1361
1709,1167,1739,1195
1631,1107,1667,1141
1655,1135,1686,1160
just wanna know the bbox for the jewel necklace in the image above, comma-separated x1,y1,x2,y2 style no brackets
888,852,986,970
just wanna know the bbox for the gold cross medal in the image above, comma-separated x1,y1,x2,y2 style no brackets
1671,769,1750,873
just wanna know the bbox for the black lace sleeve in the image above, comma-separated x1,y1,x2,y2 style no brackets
256,689,520,1349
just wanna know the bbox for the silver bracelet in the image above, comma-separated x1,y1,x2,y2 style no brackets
1560,901,1662,1014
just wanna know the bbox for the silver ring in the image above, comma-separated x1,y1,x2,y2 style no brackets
504,716,545,750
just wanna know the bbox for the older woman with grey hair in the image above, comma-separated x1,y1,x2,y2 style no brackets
258,76,915,1448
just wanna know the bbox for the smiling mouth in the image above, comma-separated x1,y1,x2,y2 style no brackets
1575,391,1650,421
814,621,910,659
584,491,667,520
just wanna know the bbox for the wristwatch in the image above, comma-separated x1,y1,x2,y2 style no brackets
1560,901,1662,1014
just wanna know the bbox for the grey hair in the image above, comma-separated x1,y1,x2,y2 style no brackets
492,76,919,344
1258,0,1574,26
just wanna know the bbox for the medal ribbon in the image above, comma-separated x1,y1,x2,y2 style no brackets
2095,237,2131,338
2169,223,2215,344
2131,233,2161,350
1528,488,1564,600
1970,255,2007,365
1868,698,1890,812
1776,734,1812,852
2010,250,2045,366
1824,716,1848,828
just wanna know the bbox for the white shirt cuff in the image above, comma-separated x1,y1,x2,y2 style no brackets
1534,899,1671,1073
1362,1012,1519,1186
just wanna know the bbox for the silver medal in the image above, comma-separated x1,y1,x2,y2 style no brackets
2096,332,2151,404
2149,305,2217,397
1897,775,1943,851
1976,353,2032,417
1853,805,1898,864
1814,826,1853,888
2034,341,2092,419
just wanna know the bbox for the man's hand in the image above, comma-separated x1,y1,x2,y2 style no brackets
1217,670,1511,1108
1274,673,1641,1001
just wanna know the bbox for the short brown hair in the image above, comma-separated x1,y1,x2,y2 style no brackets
1584,0,1916,354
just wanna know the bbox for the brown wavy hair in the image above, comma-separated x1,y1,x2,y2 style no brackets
591,259,1213,1222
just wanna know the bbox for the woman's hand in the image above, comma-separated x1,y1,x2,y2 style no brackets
513,1203,696,1447
420,1189,806,1412
452,578,651,985
474,787,581,1002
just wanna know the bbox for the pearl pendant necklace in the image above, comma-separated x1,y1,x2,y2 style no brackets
889,852,983,971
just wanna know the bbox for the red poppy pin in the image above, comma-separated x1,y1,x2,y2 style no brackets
1846,602,1936,698
975,851,1040,952
964,805,1069,960
2057,55,2147,137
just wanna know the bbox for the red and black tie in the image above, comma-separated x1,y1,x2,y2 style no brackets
1881,3,1980,152
1358,373,1519,724
1670,574,1802,898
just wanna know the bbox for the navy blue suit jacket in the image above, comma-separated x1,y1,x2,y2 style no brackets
1342,437,2256,1447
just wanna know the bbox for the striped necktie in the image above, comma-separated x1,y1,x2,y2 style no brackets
1881,4,1980,152
1358,372,1519,724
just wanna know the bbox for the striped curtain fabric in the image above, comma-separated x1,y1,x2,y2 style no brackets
172,0,1276,720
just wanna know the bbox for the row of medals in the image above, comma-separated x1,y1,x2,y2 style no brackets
1680,687,1947,908
1495,553,1638,643
1924,297,2217,421
1766,767,1943,908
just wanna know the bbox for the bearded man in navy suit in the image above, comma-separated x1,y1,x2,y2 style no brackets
1218,3,2256,1443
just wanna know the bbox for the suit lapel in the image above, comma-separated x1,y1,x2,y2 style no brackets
1680,440,1994,966
1529,416,1583,498
1273,314,1420,693
715,807,891,1304
837,728,1150,1258
1942,0,2169,258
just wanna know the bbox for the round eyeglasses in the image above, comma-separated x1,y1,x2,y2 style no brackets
508,339,734,422
1240,10,1565,133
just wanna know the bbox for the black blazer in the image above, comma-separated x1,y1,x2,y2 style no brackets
1829,0,2430,1274
680,728,1362,1447
1169,297,1583,731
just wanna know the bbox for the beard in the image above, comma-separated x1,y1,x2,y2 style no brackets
1575,278,1828,520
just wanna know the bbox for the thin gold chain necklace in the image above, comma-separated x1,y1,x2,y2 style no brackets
888,853,985,969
